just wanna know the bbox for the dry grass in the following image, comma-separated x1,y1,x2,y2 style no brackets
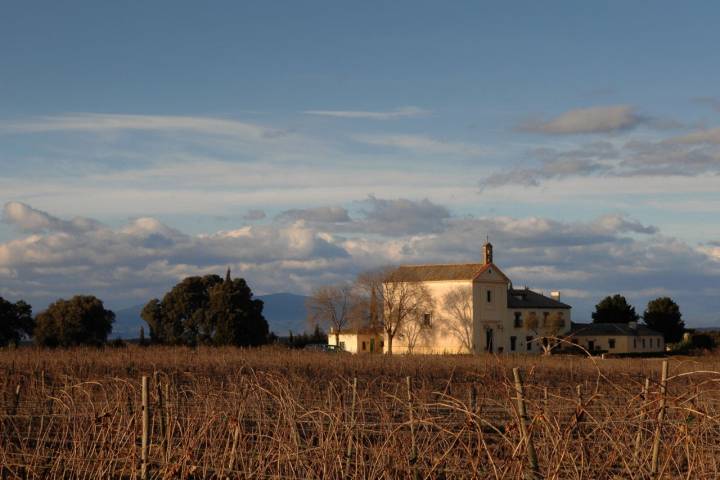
2,346,720,479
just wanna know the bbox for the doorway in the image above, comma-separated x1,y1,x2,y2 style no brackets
485,328,494,353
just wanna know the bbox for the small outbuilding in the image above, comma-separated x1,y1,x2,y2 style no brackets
568,321,665,354
328,327,384,354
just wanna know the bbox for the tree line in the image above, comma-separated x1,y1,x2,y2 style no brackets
0,265,701,351
0,269,269,348
591,294,685,343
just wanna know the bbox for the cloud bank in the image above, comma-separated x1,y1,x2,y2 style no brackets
479,133,720,189
1,200,718,325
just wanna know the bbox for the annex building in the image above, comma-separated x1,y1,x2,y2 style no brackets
568,322,665,354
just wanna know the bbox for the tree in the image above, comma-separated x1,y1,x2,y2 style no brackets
0,297,33,347
142,274,223,345
356,267,433,354
643,297,685,343
306,284,355,346
540,311,567,354
592,294,639,324
401,306,434,354
286,324,328,349
442,286,473,353
142,270,268,346
34,296,114,347
688,333,717,351
525,311,539,330
207,273,268,347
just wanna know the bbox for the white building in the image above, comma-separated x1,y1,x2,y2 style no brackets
383,242,572,354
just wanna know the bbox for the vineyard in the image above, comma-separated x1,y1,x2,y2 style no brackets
2,347,720,479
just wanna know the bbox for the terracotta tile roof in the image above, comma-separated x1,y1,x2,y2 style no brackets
387,263,490,281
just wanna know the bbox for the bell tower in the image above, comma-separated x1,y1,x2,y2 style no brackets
482,238,493,265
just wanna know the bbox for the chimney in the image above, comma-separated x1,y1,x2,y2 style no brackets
628,321,638,331
550,291,561,301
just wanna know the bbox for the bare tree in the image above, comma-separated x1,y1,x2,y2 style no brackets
354,270,385,329
356,267,433,354
540,311,567,354
306,284,355,346
442,286,474,353
525,311,539,330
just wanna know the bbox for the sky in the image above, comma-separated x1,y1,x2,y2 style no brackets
1,1,719,325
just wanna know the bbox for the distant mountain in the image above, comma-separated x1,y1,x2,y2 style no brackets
109,292,310,339
258,292,309,336
112,304,145,339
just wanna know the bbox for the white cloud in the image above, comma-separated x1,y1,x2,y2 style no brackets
303,106,429,120
2,201,103,234
594,214,658,235
354,196,451,236
520,105,644,134
353,133,489,156
479,136,720,189
0,113,282,138
276,206,351,223
668,127,720,145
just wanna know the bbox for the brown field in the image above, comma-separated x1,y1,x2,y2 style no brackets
1,346,720,479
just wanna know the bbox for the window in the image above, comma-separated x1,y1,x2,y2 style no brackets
657,338,661,348
510,336,517,351
642,338,646,348
486,290,492,303
339,341,346,350
514,312,523,328
362,341,366,351
379,340,384,349
526,336,533,351
422,313,432,328
557,312,565,327
633,338,637,349
588,340,595,351
608,339,616,349
543,312,549,326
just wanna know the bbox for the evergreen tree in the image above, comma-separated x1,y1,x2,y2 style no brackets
34,296,114,347
643,297,685,343
0,297,33,347
592,294,639,324
207,271,267,346
142,271,268,346
141,275,223,345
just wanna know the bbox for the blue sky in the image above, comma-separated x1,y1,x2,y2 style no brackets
1,1,719,325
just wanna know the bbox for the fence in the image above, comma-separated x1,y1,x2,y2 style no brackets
2,359,720,479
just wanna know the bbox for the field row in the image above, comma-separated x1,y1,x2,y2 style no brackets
2,347,720,479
